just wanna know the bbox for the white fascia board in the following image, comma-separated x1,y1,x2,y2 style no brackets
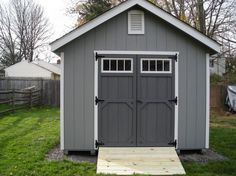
51,0,220,53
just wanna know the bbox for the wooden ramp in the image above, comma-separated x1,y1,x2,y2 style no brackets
97,147,186,175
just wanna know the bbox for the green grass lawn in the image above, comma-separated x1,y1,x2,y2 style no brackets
183,113,236,176
0,107,95,176
0,107,235,176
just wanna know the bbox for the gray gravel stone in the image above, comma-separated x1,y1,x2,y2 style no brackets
179,149,228,163
45,145,97,163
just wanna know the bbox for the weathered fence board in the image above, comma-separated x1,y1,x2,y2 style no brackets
0,78,60,106
210,84,227,109
0,88,41,116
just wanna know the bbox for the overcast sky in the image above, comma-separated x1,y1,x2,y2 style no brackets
2,0,79,62
34,0,78,41
2,0,78,41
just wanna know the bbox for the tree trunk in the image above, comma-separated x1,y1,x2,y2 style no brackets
197,0,206,34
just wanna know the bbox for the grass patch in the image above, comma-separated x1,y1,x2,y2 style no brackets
0,107,235,175
0,107,96,176
183,113,236,176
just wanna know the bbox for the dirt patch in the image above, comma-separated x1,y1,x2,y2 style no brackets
211,123,236,128
45,145,97,163
179,149,228,163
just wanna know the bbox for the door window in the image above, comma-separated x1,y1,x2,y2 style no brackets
101,58,133,73
141,58,172,73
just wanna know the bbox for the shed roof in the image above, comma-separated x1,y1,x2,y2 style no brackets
50,0,220,53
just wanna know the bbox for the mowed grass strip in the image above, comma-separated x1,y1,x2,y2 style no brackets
0,107,96,176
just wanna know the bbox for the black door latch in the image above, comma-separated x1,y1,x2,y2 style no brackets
95,96,105,105
168,96,178,105
95,140,104,148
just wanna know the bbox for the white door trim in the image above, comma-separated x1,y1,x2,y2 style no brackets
94,50,179,149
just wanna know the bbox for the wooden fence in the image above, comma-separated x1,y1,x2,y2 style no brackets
0,87,41,116
210,84,227,109
0,78,60,106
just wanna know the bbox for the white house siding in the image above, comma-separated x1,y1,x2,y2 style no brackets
210,58,226,76
5,60,52,78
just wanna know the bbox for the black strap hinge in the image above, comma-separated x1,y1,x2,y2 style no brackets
96,52,105,61
168,140,177,148
95,96,105,105
168,96,178,105
174,54,178,62
95,140,104,148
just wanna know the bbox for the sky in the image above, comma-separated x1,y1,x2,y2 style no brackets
2,0,78,42
34,0,78,41
2,0,79,62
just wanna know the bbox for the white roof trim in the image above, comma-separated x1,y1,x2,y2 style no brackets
51,0,220,53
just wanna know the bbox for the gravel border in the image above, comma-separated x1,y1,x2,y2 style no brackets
179,149,228,163
45,145,97,163
46,145,227,164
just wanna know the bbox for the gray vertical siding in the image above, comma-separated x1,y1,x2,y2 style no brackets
60,8,208,150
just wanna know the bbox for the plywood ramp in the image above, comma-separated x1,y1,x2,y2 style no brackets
97,147,186,175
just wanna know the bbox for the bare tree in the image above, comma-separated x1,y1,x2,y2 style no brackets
0,5,20,66
152,0,236,56
0,0,50,67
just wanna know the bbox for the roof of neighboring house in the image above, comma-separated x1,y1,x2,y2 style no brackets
51,63,61,68
50,0,220,53
33,61,61,75
4,60,60,75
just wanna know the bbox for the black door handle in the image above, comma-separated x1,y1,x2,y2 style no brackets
95,96,105,105
137,99,143,103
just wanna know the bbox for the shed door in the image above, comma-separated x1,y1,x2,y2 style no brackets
137,56,175,146
98,54,175,147
98,55,136,146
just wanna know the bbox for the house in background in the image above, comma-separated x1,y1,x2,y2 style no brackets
210,57,226,76
4,60,60,80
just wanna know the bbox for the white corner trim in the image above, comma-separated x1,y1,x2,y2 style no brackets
94,50,179,149
60,52,65,150
51,0,220,53
205,53,210,149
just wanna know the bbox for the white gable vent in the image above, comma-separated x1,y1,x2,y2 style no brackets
128,10,145,34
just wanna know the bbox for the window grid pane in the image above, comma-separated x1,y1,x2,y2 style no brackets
157,60,163,71
150,60,156,71
118,60,124,71
164,60,170,71
125,60,131,71
142,60,148,71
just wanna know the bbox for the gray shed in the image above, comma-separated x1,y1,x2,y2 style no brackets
51,0,220,153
